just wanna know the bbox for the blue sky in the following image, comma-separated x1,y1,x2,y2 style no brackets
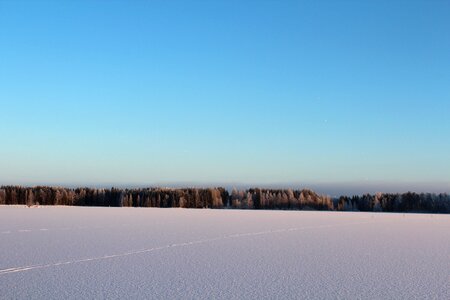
0,1,449,193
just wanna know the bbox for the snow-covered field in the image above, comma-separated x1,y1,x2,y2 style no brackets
0,207,449,299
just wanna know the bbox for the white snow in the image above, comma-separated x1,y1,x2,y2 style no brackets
0,206,449,299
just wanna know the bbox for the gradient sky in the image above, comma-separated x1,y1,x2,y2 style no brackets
0,1,449,192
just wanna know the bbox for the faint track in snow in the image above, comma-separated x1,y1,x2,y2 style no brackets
0,220,380,276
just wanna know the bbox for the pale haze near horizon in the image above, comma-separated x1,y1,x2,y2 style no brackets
0,1,449,194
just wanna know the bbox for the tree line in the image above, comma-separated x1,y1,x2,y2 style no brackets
336,192,450,213
0,186,449,213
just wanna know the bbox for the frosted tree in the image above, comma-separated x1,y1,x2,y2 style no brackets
299,192,305,209
210,188,223,208
26,189,34,207
246,192,253,209
280,192,289,209
0,188,5,205
54,189,63,206
373,192,382,212
231,188,241,208
287,189,297,209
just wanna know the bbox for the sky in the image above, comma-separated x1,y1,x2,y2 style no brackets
0,1,449,194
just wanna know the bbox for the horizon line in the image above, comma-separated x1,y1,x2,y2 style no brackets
1,180,449,197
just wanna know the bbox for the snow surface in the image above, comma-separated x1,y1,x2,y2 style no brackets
0,206,449,299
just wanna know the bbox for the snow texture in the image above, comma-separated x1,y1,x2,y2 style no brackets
0,206,449,299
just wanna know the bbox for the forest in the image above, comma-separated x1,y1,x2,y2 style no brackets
0,186,449,213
